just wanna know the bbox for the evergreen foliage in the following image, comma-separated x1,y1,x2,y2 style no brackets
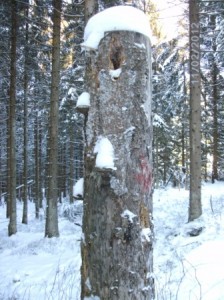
1,0,224,234
152,1,224,186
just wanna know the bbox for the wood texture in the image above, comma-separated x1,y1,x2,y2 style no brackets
81,31,153,299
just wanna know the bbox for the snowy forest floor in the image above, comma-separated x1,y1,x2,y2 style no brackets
0,181,224,300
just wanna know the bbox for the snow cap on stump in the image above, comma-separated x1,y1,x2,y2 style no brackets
82,5,152,50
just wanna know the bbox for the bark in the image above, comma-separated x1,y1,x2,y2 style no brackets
45,0,61,238
211,63,218,182
69,126,75,203
154,129,159,188
189,0,202,222
181,62,187,168
38,124,43,208
34,114,40,219
81,31,153,300
84,0,98,24
211,15,219,182
6,97,10,219
8,0,17,236
58,143,67,203
22,3,29,224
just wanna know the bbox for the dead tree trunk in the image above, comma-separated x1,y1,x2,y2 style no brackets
81,31,153,300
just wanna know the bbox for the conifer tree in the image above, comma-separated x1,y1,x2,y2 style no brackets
45,0,62,238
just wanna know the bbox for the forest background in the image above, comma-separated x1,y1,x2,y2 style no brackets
0,0,224,264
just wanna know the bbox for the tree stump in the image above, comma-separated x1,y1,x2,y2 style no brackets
81,30,153,300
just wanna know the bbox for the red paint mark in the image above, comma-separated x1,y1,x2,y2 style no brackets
135,155,152,193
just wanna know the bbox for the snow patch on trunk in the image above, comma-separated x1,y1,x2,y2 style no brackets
85,277,92,291
141,228,152,243
134,43,146,49
94,136,116,170
109,68,122,80
124,126,135,135
121,209,137,223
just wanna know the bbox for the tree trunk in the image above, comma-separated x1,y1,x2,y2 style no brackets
45,0,61,238
81,31,154,299
6,97,10,219
58,142,67,202
69,126,75,203
34,113,40,219
211,69,218,183
84,0,98,23
181,62,187,168
38,124,43,208
22,3,29,224
189,0,202,222
154,129,159,188
8,0,17,236
211,14,219,182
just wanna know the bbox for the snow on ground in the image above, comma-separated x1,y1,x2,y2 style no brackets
0,200,82,300
154,181,224,300
0,181,224,299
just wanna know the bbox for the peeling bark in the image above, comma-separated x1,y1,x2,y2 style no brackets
81,31,153,300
